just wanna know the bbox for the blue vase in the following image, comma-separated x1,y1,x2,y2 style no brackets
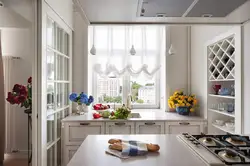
176,106,190,115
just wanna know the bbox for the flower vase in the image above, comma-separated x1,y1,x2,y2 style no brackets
82,104,89,113
76,104,85,115
176,106,190,115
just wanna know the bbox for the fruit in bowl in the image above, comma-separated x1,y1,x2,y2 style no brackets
93,104,110,111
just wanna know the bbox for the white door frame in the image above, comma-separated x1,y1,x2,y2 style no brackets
36,1,73,166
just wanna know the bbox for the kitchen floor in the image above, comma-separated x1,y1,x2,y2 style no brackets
4,153,28,166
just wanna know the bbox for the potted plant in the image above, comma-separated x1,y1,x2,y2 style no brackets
175,91,198,115
69,92,94,115
168,91,183,112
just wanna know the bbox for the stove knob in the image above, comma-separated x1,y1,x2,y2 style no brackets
182,133,188,135
193,141,199,145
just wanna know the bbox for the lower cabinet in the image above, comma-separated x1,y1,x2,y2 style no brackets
136,122,164,134
165,121,205,134
63,146,79,165
106,122,135,134
63,120,205,165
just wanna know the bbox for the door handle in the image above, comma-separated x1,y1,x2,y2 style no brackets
179,122,190,125
80,123,90,126
115,122,126,126
145,122,156,125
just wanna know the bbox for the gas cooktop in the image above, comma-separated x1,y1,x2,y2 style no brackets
178,133,250,166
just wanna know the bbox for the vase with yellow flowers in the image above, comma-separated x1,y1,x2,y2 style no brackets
168,90,198,115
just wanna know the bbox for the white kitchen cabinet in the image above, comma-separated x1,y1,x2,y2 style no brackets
165,121,205,134
63,146,79,166
106,122,135,134
136,122,164,134
64,122,105,145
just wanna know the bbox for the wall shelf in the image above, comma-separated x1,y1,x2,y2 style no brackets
208,109,235,117
208,94,235,99
212,123,235,134
206,28,241,135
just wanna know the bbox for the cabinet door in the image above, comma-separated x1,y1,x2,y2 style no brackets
136,122,164,134
63,146,79,166
165,121,204,134
64,122,105,145
106,122,135,134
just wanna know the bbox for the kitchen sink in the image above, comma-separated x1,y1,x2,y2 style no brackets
129,113,141,118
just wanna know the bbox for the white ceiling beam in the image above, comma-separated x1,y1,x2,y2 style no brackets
182,0,200,17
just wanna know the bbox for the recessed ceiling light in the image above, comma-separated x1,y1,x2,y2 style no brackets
202,14,213,17
156,13,166,17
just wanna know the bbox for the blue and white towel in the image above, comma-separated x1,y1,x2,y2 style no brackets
106,140,148,159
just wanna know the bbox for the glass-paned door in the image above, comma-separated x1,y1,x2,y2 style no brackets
46,18,71,166
37,3,72,166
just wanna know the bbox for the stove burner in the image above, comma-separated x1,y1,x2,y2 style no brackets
205,137,212,142
225,149,237,158
226,136,247,146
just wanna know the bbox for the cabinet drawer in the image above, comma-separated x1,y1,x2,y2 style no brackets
165,121,204,134
106,122,135,134
63,146,79,166
136,122,164,134
64,122,105,145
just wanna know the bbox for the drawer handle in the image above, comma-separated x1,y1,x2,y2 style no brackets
115,122,126,126
80,123,90,126
179,122,190,125
145,122,155,125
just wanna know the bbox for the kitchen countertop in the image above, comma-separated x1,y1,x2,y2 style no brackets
67,135,206,166
62,109,205,122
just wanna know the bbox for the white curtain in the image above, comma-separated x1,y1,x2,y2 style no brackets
89,25,165,79
3,56,13,153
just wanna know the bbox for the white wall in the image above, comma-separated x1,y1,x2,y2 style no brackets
1,0,33,153
166,26,189,104
45,0,73,29
72,12,88,94
243,22,250,134
190,25,235,118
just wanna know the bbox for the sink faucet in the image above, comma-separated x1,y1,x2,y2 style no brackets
126,94,132,110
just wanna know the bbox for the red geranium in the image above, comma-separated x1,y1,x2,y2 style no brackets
6,77,32,113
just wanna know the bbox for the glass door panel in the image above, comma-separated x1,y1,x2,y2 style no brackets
47,114,55,145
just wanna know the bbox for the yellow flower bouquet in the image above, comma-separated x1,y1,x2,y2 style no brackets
168,90,198,114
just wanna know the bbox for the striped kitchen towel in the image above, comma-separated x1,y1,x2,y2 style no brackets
106,140,148,158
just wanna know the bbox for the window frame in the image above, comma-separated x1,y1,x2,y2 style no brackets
92,71,160,109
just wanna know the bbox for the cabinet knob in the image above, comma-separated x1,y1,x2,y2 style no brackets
179,122,190,125
145,122,156,125
114,122,126,126
80,123,90,126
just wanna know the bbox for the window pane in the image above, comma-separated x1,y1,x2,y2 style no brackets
47,145,55,166
57,112,63,139
47,114,55,144
64,83,69,106
56,83,63,108
64,33,69,56
64,108,70,117
47,83,55,111
47,50,55,80
56,55,64,80
96,76,122,104
64,58,69,81
57,140,61,166
130,75,156,104
47,18,54,47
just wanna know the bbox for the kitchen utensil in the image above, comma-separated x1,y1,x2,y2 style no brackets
212,84,221,95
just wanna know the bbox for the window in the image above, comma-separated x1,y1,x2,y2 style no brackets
89,26,165,108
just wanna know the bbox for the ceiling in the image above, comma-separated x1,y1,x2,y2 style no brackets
78,0,250,24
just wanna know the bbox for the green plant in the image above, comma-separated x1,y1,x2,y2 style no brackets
113,106,131,119
136,99,144,104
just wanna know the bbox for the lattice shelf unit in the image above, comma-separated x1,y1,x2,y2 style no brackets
206,27,241,135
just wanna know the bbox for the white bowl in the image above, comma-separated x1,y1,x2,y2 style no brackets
225,122,235,129
215,120,224,126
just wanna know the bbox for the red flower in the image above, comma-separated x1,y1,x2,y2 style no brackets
19,87,28,97
13,84,21,93
13,97,20,104
18,95,27,103
28,77,32,84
